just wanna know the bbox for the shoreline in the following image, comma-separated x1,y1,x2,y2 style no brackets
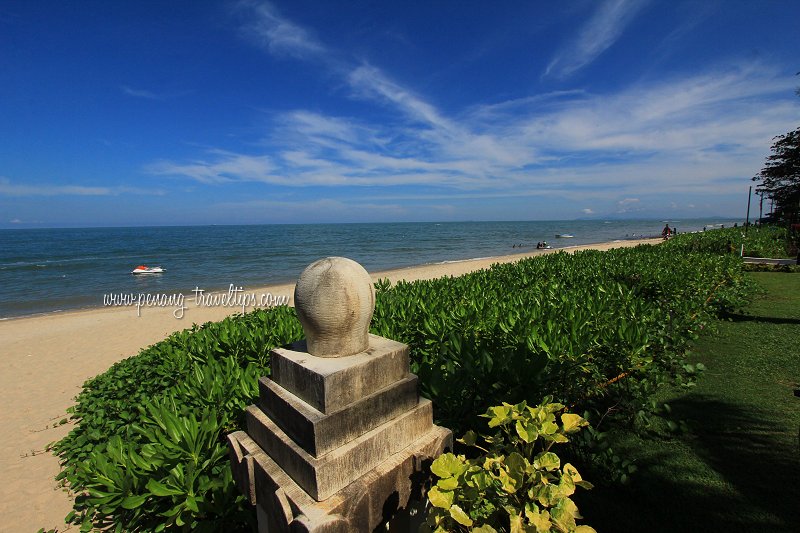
0,237,659,532
0,237,656,323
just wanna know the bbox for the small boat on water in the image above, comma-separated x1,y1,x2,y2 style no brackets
131,265,165,274
555,234,574,238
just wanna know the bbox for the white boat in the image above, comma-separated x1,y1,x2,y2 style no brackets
555,234,574,238
131,265,165,274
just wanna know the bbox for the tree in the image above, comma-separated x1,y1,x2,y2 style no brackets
753,126,800,224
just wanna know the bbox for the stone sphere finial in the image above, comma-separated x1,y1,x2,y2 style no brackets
294,257,375,357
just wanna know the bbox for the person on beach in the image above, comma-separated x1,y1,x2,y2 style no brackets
662,224,671,239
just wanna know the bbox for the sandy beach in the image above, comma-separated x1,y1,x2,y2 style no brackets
0,238,658,532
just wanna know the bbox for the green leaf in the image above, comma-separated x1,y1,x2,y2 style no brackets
185,494,199,513
120,494,148,509
146,479,183,497
506,452,527,477
459,430,478,447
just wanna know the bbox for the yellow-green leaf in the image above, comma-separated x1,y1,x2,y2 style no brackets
558,470,576,498
563,463,582,482
437,476,459,490
431,453,465,479
550,498,578,532
527,507,552,533
487,405,511,427
449,504,473,526
499,469,522,494
560,413,587,433
428,486,454,509
535,451,560,471
509,512,525,533
516,420,538,443
540,420,558,435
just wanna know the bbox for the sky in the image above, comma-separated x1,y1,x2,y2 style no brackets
1,0,799,228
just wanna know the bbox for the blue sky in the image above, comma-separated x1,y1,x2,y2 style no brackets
1,0,799,227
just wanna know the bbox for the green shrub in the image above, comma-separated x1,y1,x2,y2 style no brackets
53,306,304,532
662,225,790,258
423,399,595,533
373,246,753,434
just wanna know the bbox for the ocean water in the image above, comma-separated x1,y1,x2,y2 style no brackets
0,219,739,319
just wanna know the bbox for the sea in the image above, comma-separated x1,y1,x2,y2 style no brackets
0,219,740,319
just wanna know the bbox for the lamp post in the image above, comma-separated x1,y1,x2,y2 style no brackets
745,186,752,234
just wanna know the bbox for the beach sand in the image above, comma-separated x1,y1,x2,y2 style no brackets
0,238,659,532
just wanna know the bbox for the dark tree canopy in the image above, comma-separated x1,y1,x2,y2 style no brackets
753,127,800,223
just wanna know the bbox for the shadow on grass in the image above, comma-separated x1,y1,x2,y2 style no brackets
721,312,800,325
575,395,800,533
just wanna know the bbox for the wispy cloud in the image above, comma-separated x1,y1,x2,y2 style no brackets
0,177,165,197
147,151,279,185
238,0,326,60
121,85,164,100
545,0,650,80
152,61,798,197
147,2,799,219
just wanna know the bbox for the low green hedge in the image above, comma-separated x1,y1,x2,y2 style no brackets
662,225,790,258
52,237,755,532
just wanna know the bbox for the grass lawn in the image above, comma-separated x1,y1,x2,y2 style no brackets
575,272,800,533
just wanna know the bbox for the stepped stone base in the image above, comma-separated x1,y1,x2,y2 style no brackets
258,374,420,457
246,398,435,500
272,335,409,413
228,426,452,533
229,331,452,532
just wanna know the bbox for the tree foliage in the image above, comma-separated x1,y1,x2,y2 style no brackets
753,127,800,223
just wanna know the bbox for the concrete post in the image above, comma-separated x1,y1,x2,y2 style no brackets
228,257,452,532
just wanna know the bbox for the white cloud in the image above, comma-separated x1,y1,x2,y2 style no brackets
545,0,650,79
239,1,326,60
121,85,163,100
582,208,595,214
150,63,798,200
147,151,279,185
0,177,165,197
145,3,799,217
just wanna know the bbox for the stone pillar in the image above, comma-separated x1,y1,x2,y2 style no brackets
228,257,452,532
